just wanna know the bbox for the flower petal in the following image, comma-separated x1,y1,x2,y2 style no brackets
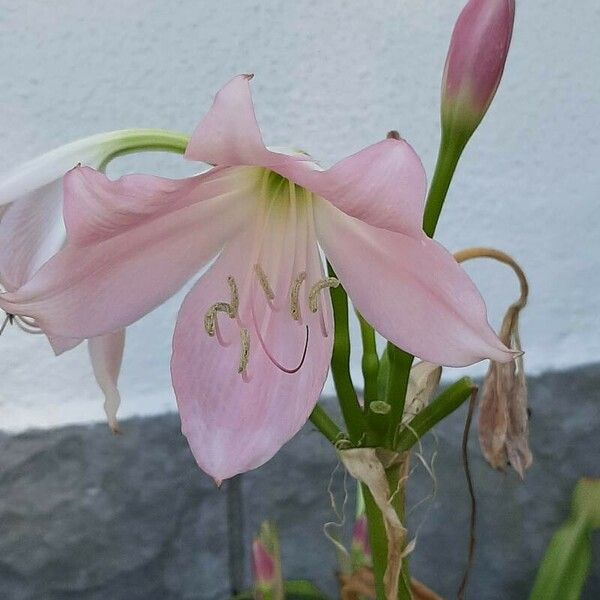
88,329,126,433
63,165,247,245
283,139,427,236
0,180,65,291
0,183,255,339
0,131,160,207
171,210,332,482
315,199,512,367
185,75,272,167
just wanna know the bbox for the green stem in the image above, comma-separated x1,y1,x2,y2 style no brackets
363,484,387,599
384,346,413,448
396,377,475,452
357,312,379,408
308,405,344,445
327,262,364,443
98,129,189,171
422,131,467,238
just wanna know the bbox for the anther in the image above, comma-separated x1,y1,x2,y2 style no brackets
289,271,307,321
227,276,239,318
254,264,275,301
308,277,340,313
238,328,250,374
204,302,232,336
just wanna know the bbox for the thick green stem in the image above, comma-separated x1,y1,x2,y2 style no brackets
363,484,388,599
357,312,379,408
327,263,365,443
308,405,344,445
384,347,413,448
98,129,189,171
396,377,475,452
422,131,467,238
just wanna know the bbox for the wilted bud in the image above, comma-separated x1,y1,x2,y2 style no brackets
252,522,284,600
478,302,531,477
403,361,443,424
442,0,516,141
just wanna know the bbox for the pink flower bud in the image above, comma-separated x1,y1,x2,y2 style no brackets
251,522,284,600
442,0,516,135
350,515,372,570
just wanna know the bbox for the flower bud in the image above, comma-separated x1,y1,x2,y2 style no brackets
252,522,284,600
442,0,516,140
350,515,372,571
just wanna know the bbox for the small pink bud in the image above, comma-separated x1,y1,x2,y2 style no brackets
350,515,372,570
251,522,284,600
442,0,515,136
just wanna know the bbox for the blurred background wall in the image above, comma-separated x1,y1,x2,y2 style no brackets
0,0,599,431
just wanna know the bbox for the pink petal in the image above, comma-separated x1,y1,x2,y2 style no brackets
63,165,243,246
284,138,427,236
0,179,255,339
186,77,427,235
315,199,513,367
0,180,65,291
171,212,332,482
88,329,126,433
185,75,272,167
48,334,83,355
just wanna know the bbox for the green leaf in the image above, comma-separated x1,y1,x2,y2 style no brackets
529,479,600,600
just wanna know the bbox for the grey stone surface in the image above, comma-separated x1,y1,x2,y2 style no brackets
0,364,599,599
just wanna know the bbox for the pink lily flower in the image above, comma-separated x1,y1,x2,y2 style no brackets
0,75,512,482
0,133,161,431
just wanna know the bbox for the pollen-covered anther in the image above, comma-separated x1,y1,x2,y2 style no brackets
289,271,307,321
227,275,239,318
308,277,340,313
204,302,232,336
238,327,250,374
254,264,275,301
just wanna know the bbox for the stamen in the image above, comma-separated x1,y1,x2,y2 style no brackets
14,317,44,334
289,271,307,321
204,302,232,336
250,292,309,374
0,314,10,336
309,277,340,313
227,276,239,318
238,328,250,374
254,264,275,301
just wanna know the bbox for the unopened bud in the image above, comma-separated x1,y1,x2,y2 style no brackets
441,0,515,141
350,515,372,570
252,522,283,600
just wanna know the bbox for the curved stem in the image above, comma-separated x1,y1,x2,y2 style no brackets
98,129,189,172
453,247,529,310
309,404,344,445
327,262,365,443
422,131,467,238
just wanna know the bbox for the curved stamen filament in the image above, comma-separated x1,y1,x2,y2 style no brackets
0,314,10,336
308,277,340,313
290,271,307,321
254,264,275,302
14,316,44,334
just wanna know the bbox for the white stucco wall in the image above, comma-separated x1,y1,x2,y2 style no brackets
0,0,598,432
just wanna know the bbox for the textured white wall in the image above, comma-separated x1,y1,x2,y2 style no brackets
1,0,599,431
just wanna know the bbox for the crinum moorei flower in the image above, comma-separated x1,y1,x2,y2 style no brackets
0,129,185,431
0,75,514,482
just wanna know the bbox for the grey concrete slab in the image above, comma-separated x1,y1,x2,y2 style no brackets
0,364,598,599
